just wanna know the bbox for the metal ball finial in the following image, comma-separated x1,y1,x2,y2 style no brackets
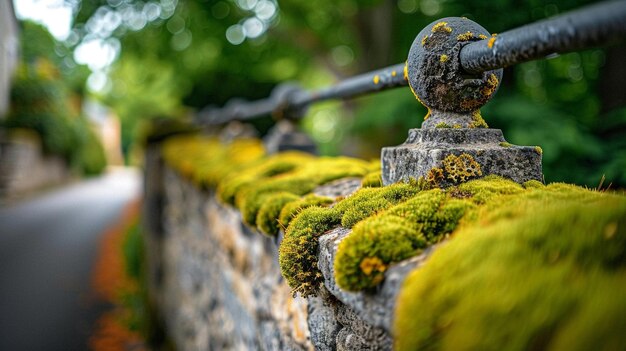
407,17,503,128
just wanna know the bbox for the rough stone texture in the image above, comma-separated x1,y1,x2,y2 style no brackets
149,164,429,350
318,227,438,332
159,168,312,350
313,177,363,198
141,144,166,321
0,133,72,202
382,128,542,186
407,17,503,123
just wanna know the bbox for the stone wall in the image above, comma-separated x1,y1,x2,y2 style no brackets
144,136,626,351
0,132,72,202
143,146,416,350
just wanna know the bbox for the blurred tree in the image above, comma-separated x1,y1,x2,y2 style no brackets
70,0,626,187
2,21,106,176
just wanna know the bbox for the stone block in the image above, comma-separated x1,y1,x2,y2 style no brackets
381,128,542,186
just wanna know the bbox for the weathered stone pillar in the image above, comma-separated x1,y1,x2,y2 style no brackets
382,17,543,186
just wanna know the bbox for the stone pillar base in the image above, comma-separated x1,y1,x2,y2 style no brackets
264,120,318,154
381,129,543,186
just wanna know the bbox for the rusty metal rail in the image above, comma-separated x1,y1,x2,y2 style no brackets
197,0,626,125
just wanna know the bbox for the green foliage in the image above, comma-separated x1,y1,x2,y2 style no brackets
74,121,107,176
123,221,144,281
2,21,105,176
394,191,626,351
70,0,625,188
104,55,187,156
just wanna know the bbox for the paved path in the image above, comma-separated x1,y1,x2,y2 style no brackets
0,168,141,351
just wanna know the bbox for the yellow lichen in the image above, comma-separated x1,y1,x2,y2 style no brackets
391,70,397,77
481,73,499,97
535,146,543,155
487,33,497,48
478,34,488,40
360,256,387,276
500,142,513,148
424,108,431,121
421,35,429,46
469,110,488,128
456,31,475,41
406,61,423,106
443,153,482,183
373,75,380,85
440,54,449,63
426,167,444,186
432,21,452,34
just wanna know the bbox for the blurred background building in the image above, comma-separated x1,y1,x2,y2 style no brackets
0,0,19,117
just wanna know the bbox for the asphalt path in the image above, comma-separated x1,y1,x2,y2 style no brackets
0,168,141,351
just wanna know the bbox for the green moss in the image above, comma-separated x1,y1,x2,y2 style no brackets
499,141,512,147
336,183,420,228
361,171,383,187
334,176,556,292
278,207,342,297
334,177,617,293
162,136,265,189
365,158,382,172
523,179,545,189
256,192,300,236
216,151,314,205
394,193,626,351
335,216,426,290
237,176,319,226
435,122,451,128
234,157,371,227
278,194,334,229
334,189,477,291
457,175,523,204
278,182,420,296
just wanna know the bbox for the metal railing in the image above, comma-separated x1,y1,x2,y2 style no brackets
196,0,626,126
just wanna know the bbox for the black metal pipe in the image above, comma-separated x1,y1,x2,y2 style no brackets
200,1,626,125
292,63,408,108
459,0,626,74
199,63,408,124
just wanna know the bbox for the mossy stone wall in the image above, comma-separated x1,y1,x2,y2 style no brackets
147,135,626,350
149,166,396,350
